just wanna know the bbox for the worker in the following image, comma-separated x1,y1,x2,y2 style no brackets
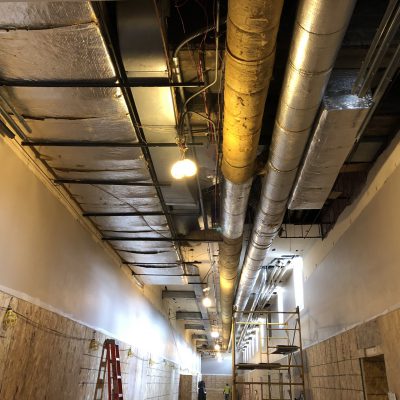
198,380,206,400
223,383,231,400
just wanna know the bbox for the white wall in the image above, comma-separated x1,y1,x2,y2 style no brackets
0,139,199,371
201,355,232,375
301,137,400,346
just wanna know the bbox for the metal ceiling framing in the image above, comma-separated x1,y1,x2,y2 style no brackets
0,3,181,280
0,2,217,346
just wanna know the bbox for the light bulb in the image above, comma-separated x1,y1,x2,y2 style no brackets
181,158,197,177
211,331,219,338
202,296,212,307
214,344,221,351
171,160,186,179
171,158,198,179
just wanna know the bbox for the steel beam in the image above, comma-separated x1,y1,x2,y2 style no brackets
91,3,183,260
185,324,205,330
21,140,203,148
0,78,204,88
54,179,170,187
104,236,222,242
83,211,199,217
162,290,197,299
132,273,200,277
122,261,202,266
0,120,15,139
192,334,208,339
176,312,203,320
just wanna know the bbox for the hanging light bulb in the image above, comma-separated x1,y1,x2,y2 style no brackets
181,158,197,177
214,343,221,351
171,158,197,180
211,331,219,338
202,296,212,307
171,160,186,179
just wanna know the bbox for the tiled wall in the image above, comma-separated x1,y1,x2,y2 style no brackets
233,308,400,400
304,307,400,400
0,290,196,400
202,374,233,400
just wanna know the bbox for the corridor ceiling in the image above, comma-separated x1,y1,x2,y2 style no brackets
0,0,398,351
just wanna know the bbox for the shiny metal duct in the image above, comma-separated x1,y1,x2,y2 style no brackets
235,0,357,312
289,71,372,210
219,0,284,347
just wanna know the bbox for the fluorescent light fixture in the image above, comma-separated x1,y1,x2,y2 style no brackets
293,257,305,311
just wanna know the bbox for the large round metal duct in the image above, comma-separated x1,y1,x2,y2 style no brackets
219,0,284,347
235,0,357,312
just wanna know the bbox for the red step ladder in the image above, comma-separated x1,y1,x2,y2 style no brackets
94,339,124,400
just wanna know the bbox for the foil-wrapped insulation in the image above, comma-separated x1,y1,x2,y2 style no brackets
0,25,115,80
221,178,252,240
219,0,285,348
289,72,373,209
222,0,284,184
0,3,95,29
0,2,180,272
235,0,357,313
1,87,128,120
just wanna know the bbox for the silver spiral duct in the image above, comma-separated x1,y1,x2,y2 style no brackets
219,0,284,347
235,0,357,311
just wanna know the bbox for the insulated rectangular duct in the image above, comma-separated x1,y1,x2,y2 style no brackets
289,71,372,210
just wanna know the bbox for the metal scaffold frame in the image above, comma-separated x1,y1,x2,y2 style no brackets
231,307,305,400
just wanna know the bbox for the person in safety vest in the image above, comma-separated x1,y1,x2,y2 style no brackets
223,383,231,400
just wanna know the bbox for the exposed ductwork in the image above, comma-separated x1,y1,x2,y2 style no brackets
235,0,357,312
289,71,372,210
219,0,284,346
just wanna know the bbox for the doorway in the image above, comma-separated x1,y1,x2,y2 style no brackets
361,355,389,400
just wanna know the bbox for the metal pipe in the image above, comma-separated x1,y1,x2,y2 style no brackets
353,0,400,96
0,119,15,139
236,268,267,348
0,91,31,133
172,9,221,232
237,260,289,349
0,103,27,140
235,0,357,312
219,0,284,348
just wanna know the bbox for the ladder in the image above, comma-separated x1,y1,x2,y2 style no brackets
94,339,124,400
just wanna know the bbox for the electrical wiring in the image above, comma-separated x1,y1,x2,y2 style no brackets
180,1,220,121
0,305,88,341
91,184,171,240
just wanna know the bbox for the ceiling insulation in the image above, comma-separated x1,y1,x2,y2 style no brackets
0,2,180,281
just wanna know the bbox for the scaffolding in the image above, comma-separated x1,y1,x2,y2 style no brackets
231,307,305,400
